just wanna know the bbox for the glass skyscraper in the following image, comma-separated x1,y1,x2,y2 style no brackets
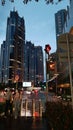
0,9,44,86
55,9,67,40
64,0,73,33
1,10,25,84
24,41,44,86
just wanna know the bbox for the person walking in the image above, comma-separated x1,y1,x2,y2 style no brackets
4,87,13,117
13,89,21,119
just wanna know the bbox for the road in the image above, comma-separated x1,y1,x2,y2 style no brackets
0,116,49,130
0,91,58,130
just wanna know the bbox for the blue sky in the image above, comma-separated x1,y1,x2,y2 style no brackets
0,0,69,53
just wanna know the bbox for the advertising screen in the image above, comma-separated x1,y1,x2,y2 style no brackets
23,82,31,87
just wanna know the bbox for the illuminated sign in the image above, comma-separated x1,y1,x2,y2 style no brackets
23,82,31,87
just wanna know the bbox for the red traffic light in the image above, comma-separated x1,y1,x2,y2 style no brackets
44,44,51,54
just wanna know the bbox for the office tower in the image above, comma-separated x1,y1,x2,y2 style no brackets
55,9,67,40
64,0,73,33
55,9,68,88
24,41,44,86
24,41,35,83
34,46,44,86
1,41,7,83
1,10,25,84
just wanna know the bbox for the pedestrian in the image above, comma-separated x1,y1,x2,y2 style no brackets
4,87,13,117
13,89,21,119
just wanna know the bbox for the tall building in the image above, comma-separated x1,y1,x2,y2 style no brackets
64,0,73,34
1,10,25,84
34,46,44,86
24,41,44,86
55,9,68,72
55,9,67,40
55,9,70,89
24,41,35,83
1,41,7,83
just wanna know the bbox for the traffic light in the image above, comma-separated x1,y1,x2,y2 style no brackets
49,62,55,71
44,44,51,54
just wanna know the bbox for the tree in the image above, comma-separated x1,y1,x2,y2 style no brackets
1,0,63,6
23,0,63,4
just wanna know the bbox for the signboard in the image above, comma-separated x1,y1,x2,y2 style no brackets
23,82,31,87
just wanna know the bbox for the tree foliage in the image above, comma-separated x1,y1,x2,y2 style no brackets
1,0,63,6
23,0,63,4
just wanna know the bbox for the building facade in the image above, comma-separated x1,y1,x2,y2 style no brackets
34,46,44,86
64,0,73,33
55,9,67,41
54,7,73,90
24,41,44,86
24,41,35,83
0,10,44,87
1,10,25,84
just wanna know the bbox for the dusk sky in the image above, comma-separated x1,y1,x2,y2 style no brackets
0,0,69,53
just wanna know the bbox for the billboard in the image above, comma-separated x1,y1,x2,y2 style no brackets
23,82,31,87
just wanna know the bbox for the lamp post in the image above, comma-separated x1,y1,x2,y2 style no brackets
44,44,51,101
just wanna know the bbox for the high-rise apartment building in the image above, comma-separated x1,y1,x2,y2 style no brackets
24,41,44,86
1,10,25,84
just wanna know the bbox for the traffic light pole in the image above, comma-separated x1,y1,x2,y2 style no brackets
44,44,51,101
45,53,49,102
44,44,51,102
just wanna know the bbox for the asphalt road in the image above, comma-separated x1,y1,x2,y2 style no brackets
0,116,49,130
